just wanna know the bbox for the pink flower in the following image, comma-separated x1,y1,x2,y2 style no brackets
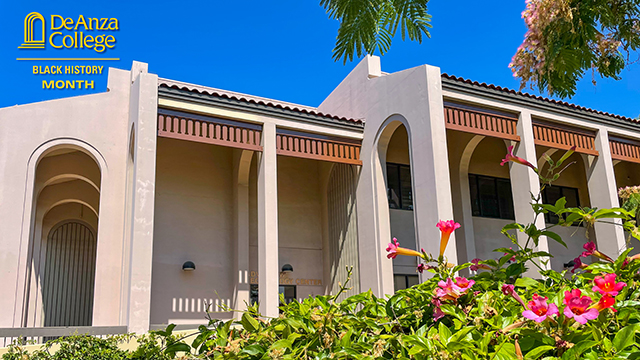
436,278,460,301
522,294,558,323
592,294,617,312
470,258,491,272
571,257,586,273
501,284,527,308
563,289,599,325
453,277,475,293
386,238,423,259
417,264,433,273
433,306,445,320
437,220,461,256
500,145,537,171
592,273,626,296
580,242,613,262
581,242,596,258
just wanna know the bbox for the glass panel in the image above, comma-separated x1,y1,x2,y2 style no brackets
497,178,515,220
250,284,259,306
543,186,562,223
563,187,580,207
469,175,481,216
407,275,420,288
394,275,407,292
399,166,413,210
279,285,297,304
387,164,401,209
478,176,499,218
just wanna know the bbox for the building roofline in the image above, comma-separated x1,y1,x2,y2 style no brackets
441,74,640,132
158,78,364,130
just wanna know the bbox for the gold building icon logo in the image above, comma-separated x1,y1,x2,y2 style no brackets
18,12,46,49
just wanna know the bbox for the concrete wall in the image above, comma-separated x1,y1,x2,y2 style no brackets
151,138,234,325
248,156,326,301
0,64,155,328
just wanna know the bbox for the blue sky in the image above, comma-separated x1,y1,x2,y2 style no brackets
1,0,639,118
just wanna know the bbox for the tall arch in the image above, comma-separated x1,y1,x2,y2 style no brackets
373,116,420,291
18,141,103,327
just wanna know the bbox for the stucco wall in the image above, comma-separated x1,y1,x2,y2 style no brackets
151,138,235,325
472,217,514,262
248,156,326,301
0,67,137,327
390,209,418,274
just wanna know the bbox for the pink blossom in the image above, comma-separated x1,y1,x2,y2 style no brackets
592,273,626,296
386,238,423,259
563,289,599,325
470,258,491,272
453,277,475,293
500,145,537,171
581,242,596,258
571,257,586,273
501,284,527,308
522,294,558,322
437,220,461,256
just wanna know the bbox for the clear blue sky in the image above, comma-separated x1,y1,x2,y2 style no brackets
1,0,639,118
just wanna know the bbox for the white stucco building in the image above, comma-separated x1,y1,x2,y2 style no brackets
1,56,638,340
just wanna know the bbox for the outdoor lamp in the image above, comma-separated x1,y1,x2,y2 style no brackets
281,264,293,273
182,261,196,271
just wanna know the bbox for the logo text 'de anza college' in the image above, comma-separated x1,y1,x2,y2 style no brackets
18,12,119,53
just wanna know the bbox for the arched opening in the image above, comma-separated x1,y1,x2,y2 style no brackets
377,122,419,292
42,221,97,327
24,147,102,327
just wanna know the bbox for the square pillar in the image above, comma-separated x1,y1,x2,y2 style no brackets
509,111,549,273
234,150,252,319
585,128,626,257
125,67,158,333
409,66,457,274
258,122,279,318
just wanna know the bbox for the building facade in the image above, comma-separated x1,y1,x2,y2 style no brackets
1,56,638,336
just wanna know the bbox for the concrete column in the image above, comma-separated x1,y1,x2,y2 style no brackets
124,64,158,333
258,122,279,318
509,111,549,273
410,66,458,270
584,128,626,257
234,150,252,319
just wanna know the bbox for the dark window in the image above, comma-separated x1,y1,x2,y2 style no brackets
249,285,297,307
394,274,420,292
542,186,580,224
387,163,413,210
468,174,515,220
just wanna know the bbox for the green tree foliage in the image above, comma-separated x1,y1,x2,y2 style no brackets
320,0,432,63
511,0,640,98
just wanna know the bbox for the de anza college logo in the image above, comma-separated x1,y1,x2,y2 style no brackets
17,12,118,52
18,12,45,49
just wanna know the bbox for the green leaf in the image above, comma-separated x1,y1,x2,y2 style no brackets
438,322,452,345
241,344,265,356
164,342,191,355
541,231,566,247
241,312,260,332
515,277,540,289
613,324,640,351
525,345,555,359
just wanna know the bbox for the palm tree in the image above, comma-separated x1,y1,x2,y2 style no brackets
321,0,432,63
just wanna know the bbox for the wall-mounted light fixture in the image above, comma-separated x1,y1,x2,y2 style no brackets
182,261,196,271
281,264,293,273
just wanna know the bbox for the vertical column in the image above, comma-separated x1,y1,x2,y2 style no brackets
410,65,457,269
122,66,158,333
585,128,626,257
258,122,279,318
234,150,252,319
509,111,549,273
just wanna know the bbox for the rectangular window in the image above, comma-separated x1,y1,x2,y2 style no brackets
250,285,298,307
468,174,515,220
386,163,413,210
542,185,580,224
394,274,420,292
